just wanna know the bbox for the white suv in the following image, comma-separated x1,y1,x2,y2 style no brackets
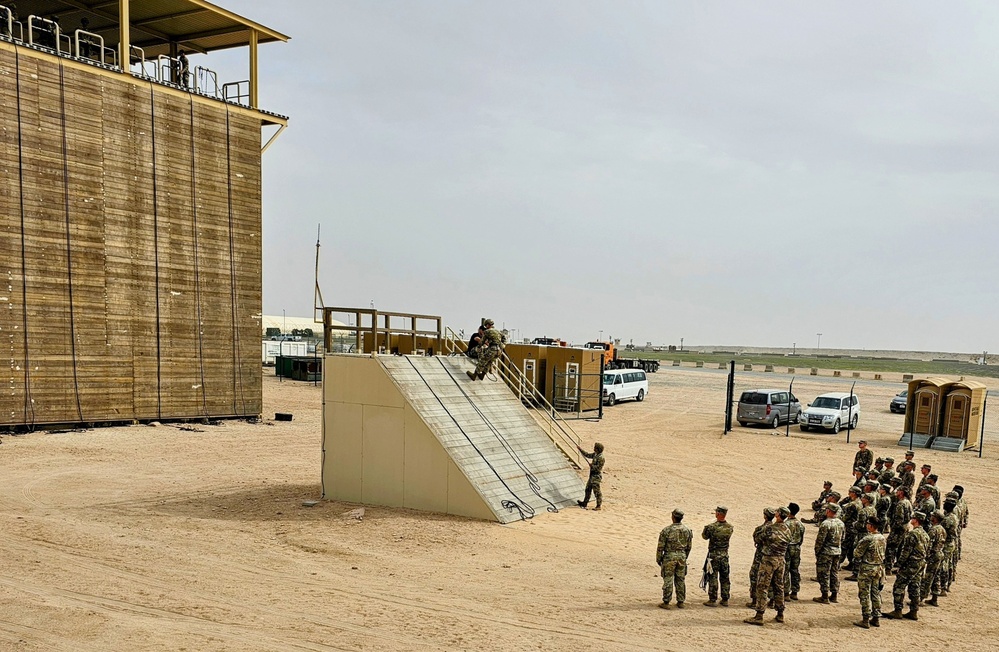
799,392,860,433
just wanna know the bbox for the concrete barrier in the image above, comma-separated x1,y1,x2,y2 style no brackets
718,363,727,369
810,368,818,376
902,374,914,382
672,360,681,367
765,365,774,372
743,364,753,371
833,370,841,377
695,361,704,368
852,372,861,379
788,367,795,374
874,374,882,380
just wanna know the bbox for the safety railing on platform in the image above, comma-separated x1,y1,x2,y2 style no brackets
443,327,583,469
222,80,250,106
0,7,277,115
194,65,220,98
1,5,22,41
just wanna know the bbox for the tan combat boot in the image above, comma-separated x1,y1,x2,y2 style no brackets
743,611,764,626
854,617,870,629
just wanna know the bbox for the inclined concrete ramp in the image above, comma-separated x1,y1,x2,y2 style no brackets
380,355,584,523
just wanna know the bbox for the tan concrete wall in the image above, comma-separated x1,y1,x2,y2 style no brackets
322,354,494,521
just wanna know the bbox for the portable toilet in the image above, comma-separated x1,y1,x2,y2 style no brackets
934,380,988,451
544,346,604,413
904,377,950,438
504,343,549,402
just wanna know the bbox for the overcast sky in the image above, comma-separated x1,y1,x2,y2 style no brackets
212,1,998,352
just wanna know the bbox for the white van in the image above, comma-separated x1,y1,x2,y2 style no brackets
602,369,649,406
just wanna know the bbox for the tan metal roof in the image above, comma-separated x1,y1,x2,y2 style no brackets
18,0,288,56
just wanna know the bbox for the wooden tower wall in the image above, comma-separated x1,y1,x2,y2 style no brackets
0,44,263,427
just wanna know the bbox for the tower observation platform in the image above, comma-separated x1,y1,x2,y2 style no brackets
0,1,288,428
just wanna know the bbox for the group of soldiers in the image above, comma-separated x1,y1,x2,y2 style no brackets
654,440,970,628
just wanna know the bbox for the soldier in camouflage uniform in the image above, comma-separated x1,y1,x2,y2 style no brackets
878,457,896,485
577,443,604,510
702,505,734,607
809,490,840,526
875,484,892,534
657,508,693,609
467,319,505,380
917,464,932,490
925,474,941,505
808,481,834,515
953,485,968,567
884,511,930,621
886,486,913,573
916,487,936,531
854,440,874,473
840,487,862,570
940,496,959,594
846,493,877,581
747,507,775,606
853,516,886,628
921,510,946,605
745,506,791,625
784,503,805,600
899,461,916,493
813,503,845,604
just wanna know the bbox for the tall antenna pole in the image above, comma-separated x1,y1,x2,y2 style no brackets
314,224,325,318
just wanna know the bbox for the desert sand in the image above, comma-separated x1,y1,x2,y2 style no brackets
1,366,996,651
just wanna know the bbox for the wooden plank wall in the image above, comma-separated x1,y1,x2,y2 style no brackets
0,45,263,427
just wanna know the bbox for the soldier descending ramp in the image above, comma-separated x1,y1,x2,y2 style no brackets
322,354,584,523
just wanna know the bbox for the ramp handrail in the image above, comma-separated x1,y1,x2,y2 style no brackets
443,327,583,468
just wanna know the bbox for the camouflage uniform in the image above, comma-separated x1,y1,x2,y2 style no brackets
702,518,734,604
811,487,833,513
916,496,936,531
472,327,504,377
854,447,874,473
878,467,896,486
891,523,929,614
784,516,805,596
899,467,915,493
886,497,913,571
853,529,887,621
749,520,768,589
921,520,946,600
752,520,790,614
876,491,892,534
941,509,959,591
815,513,845,599
840,496,861,565
579,448,604,508
657,518,693,606
926,483,940,506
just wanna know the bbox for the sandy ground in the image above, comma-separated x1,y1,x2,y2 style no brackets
1,367,997,651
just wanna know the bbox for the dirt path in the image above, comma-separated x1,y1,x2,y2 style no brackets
1,368,996,651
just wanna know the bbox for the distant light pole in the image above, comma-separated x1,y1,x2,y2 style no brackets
283,309,286,333
817,333,822,350
793,342,796,355
680,337,684,351
599,330,603,341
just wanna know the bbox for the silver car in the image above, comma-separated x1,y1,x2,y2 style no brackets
737,389,802,428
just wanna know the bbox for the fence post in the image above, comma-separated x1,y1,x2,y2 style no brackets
980,393,988,459
786,377,794,438
846,380,856,443
724,361,735,433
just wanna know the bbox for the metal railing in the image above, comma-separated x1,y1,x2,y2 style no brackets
443,327,583,469
27,15,61,52
1,5,23,41
194,65,219,97
1,9,280,115
222,80,250,105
